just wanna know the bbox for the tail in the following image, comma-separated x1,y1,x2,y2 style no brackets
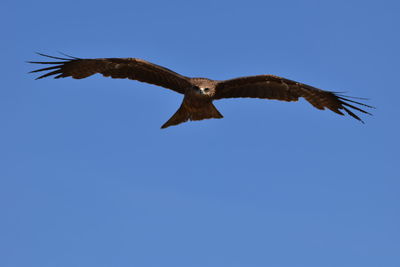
161,103,223,129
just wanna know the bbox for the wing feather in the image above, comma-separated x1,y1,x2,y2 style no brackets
29,53,192,94
214,75,374,122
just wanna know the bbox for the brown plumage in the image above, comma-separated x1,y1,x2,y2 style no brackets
29,53,374,128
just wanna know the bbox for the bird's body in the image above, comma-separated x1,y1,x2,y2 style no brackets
29,53,373,128
161,78,222,128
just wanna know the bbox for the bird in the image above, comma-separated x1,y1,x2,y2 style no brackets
29,53,373,129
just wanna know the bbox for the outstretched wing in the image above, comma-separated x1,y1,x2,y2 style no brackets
29,53,192,94
214,75,374,123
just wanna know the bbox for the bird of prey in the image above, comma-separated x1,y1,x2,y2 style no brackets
29,53,373,129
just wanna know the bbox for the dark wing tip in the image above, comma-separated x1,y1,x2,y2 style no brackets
56,51,81,60
35,69,63,80
342,106,365,123
334,93,374,123
28,53,80,79
34,52,70,61
337,95,375,110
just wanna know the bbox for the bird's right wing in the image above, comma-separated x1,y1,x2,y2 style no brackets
29,53,192,94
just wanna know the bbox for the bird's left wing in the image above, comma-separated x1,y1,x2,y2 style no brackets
29,53,192,94
214,75,374,122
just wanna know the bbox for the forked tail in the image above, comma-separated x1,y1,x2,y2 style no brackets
161,102,223,129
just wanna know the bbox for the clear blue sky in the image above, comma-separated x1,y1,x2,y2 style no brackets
2,0,399,266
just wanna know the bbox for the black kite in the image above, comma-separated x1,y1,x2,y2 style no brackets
29,53,373,128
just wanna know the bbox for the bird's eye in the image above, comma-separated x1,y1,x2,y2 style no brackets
203,88,210,92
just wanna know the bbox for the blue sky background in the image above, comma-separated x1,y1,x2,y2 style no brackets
2,0,399,266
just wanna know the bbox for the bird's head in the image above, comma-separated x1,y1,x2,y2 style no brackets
194,86,213,96
191,78,216,97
